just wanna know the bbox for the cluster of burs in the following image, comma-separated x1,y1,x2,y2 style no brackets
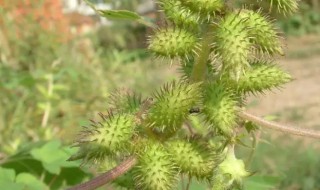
70,0,298,189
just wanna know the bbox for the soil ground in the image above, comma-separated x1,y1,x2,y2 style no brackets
247,35,320,141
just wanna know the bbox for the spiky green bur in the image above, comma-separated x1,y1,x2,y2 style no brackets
212,149,250,189
235,62,292,94
134,143,178,190
148,28,198,59
159,0,199,28
266,0,298,15
239,10,283,55
214,12,251,78
178,0,224,19
71,113,136,161
203,83,238,137
108,89,142,113
167,139,218,180
146,81,201,134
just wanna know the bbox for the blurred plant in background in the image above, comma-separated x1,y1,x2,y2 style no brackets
0,0,170,188
0,0,320,189
239,0,320,36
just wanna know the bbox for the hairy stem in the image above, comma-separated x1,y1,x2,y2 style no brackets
239,111,320,139
190,26,212,82
68,156,137,190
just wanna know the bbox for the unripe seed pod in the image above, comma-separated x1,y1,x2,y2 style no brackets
236,62,292,94
159,0,200,28
134,143,178,190
178,0,224,20
239,10,283,55
146,81,202,135
71,112,136,162
203,82,238,137
166,139,218,180
108,89,142,114
148,28,199,59
213,12,252,79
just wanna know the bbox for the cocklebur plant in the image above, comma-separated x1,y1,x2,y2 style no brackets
69,0,320,190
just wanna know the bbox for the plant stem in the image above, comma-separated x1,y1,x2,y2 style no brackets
41,74,53,128
185,175,191,190
190,26,212,82
239,111,320,139
246,131,261,167
68,156,137,190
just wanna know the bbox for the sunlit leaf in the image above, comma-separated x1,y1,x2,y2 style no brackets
16,173,48,190
30,140,79,174
99,10,141,20
244,175,282,190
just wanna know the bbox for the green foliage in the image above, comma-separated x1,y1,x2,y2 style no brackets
278,2,320,36
0,140,89,190
69,0,299,189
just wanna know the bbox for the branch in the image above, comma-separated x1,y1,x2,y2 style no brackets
239,111,320,139
68,156,137,190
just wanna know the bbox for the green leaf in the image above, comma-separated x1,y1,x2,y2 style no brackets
0,168,24,190
98,10,141,20
30,140,80,174
243,175,281,190
16,173,48,190
0,167,16,182
0,181,24,190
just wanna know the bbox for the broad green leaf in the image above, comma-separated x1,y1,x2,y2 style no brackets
16,173,48,190
0,168,24,190
243,175,281,190
98,10,141,20
0,167,15,182
44,167,90,190
30,140,79,174
0,181,24,190
177,177,207,190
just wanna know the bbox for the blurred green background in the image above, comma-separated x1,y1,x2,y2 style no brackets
0,0,319,189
